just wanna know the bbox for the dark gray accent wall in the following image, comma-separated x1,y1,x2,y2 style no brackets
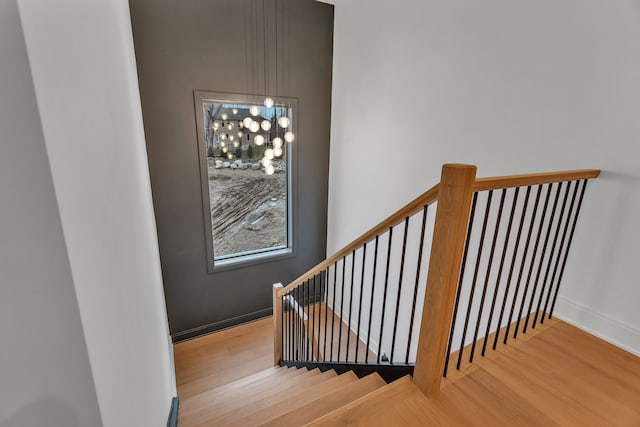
0,1,102,425
129,0,334,339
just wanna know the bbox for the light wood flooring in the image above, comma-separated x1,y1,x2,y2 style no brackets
174,317,274,400
174,316,640,426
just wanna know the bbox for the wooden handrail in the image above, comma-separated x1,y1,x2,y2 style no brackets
277,169,601,298
277,183,440,297
474,169,600,192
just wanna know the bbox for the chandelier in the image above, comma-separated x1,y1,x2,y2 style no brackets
209,101,293,176
208,0,295,175
251,0,294,175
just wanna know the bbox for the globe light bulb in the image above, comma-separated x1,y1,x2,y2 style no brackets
243,117,253,128
250,105,260,116
265,148,274,160
261,120,272,131
227,153,233,159
274,147,283,157
227,122,234,130
284,131,295,143
213,120,220,129
220,141,225,147
249,121,260,133
222,147,228,153
266,165,275,175
262,158,272,167
232,108,238,115
233,141,240,147
220,133,227,140
278,116,290,129
237,131,243,138
221,113,228,120
229,135,234,141
272,137,283,148
254,135,265,146
264,97,274,108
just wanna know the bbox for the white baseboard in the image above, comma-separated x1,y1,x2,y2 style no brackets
554,297,640,357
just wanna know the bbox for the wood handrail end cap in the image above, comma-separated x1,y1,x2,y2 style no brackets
442,163,477,170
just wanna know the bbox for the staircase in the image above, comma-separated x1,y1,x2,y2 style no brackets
176,316,640,426
173,165,640,426
178,365,430,426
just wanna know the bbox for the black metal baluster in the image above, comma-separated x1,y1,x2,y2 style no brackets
549,180,589,317
298,285,302,361
541,181,579,323
514,184,552,339
346,250,356,362
295,285,302,361
470,190,506,363
482,188,518,356
290,291,294,360
337,256,346,362
291,290,295,360
533,181,572,328
291,290,295,361
355,243,367,363
390,217,410,364
377,227,394,363
366,235,380,364
311,275,317,360
303,279,313,360
284,292,288,361
299,283,304,361
300,283,304,360
316,273,323,361
444,193,478,377
283,293,287,361
330,262,337,361
457,191,492,370
287,292,293,360
523,183,562,334
407,206,428,364
282,293,287,361
323,269,329,360
495,186,531,348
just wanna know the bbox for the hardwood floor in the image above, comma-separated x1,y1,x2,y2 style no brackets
174,316,640,426
173,317,274,400
308,320,640,426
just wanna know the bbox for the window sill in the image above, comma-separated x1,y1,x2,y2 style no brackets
211,247,294,273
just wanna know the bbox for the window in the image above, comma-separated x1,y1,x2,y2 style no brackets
194,92,295,271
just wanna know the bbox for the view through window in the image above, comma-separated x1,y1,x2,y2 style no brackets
201,100,291,261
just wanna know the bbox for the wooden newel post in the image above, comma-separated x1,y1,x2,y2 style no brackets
413,164,477,395
273,283,284,366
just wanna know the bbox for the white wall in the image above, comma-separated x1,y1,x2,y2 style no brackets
17,1,176,426
0,1,102,425
329,0,640,355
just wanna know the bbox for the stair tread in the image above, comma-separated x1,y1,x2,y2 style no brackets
178,361,281,400
304,375,442,426
225,370,359,426
181,367,320,422
259,372,386,427
205,369,343,426
180,366,304,412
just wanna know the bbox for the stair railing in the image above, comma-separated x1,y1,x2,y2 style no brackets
273,179,440,382
273,164,600,393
